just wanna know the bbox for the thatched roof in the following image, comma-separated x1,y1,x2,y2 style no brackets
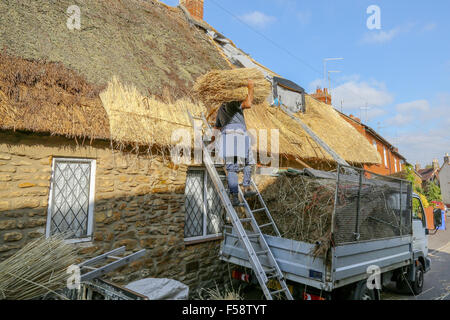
0,53,109,141
0,0,229,97
0,0,381,166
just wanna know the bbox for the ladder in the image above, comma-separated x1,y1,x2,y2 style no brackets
78,247,146,282
187,111,293,300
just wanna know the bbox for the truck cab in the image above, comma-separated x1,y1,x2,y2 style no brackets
396,193,436,295
412,194,430,266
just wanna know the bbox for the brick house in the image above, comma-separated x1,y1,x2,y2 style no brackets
339,113,407,176
0,0,381,296
416,160,441,188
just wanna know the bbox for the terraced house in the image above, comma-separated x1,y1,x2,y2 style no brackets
0,0,381,295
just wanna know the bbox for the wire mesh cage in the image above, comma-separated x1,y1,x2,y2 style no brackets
333,165,413,245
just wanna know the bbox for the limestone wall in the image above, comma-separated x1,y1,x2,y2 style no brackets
0,131,228,294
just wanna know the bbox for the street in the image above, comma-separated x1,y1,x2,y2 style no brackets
382,213,450,300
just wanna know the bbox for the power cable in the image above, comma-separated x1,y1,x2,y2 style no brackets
208,0,374,110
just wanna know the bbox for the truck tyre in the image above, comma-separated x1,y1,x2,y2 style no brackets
411,264,424,295
348,280,377,300
396,264,424,295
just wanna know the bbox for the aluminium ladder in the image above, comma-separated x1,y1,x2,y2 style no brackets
78,246,146,282
187,111,293,300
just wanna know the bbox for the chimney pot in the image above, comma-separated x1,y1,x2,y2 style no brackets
180,0,204,20
415,163,421,172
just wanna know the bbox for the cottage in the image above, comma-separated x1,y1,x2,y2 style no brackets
0,0,381,295
416,160,441,188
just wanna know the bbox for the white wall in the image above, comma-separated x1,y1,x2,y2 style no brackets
440,163,450,206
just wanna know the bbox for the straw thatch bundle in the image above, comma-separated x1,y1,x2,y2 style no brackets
0,52,109,140
0,235,77,300
254,174,409,257
100,76,204,151
193,68,271,119
255,175,336,257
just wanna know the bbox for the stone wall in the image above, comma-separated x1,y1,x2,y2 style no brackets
0,131,229,295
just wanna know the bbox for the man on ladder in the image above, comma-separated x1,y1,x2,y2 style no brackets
214,79,257,206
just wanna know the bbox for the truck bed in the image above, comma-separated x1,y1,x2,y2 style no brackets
220,227,413,291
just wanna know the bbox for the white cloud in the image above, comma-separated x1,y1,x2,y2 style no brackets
308,76,394,122
386,113,414,126
388,130,449,167
385,94,450,165
330,78,394,110
361,23,414,44
239,11,276,28
395,100,430,113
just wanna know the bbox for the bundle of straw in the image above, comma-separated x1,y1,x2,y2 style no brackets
193,68,271,118
255,175,336,257
0,235,77,300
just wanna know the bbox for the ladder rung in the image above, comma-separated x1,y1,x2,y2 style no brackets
259,222,274,228
267,273,279,280
81,266,97,271
255,250,269,256
252,208,266,214
246,233,261,239
107,255,122,260
240,218,253,223
265,268,276,274
270,288,288,296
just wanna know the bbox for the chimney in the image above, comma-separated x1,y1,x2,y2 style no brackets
310,87,332,105
445,153,450,164
180,0,204,20
349,114,361,123
415,163,421,172
433,159,440,170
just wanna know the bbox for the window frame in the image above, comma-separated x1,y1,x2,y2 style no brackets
412,196,427,228
383,147,388,168
184,168,224,243
45,157,96,244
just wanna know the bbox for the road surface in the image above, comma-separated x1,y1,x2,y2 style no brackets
382,213,450,300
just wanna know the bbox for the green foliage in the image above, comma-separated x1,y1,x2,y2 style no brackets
404,165,422,193
424,181,442,203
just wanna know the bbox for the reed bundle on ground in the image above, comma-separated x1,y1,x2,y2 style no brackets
0,235,77,300
198,285,243,300
193,68,271,120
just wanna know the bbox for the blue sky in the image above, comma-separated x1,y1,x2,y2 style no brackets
162,0,449,167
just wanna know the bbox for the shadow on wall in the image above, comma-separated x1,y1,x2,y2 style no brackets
0,191,229,293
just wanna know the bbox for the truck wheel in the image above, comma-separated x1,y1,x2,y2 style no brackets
396,264,424,295
411,264,424,295
348,280,377,300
